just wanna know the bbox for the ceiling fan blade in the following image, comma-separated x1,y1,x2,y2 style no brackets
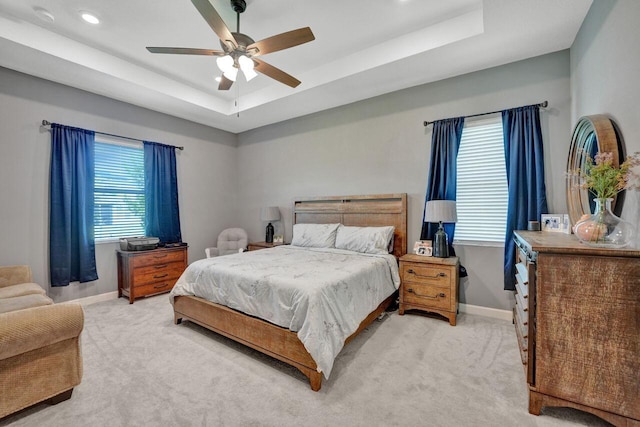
146,47,225,56
191,0,237,48
247,27,315,57
253,58,301,88
218,75,233,90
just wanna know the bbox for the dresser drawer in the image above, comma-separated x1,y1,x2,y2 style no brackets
132,261,185,287
513,307,528,366
132,250,185,268
403,282,452,311
135,280,176,297
402,263,450,287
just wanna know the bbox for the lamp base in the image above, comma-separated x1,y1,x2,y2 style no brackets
265,222,274,243
432,223,449,258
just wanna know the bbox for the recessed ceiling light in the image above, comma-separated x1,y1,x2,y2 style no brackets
33,7,55,23
80,12,100,25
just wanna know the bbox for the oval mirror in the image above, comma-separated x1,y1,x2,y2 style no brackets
566,115,624,226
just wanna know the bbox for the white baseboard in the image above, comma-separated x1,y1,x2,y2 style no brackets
459,303,512,321
65,291,119,307
64,292,512,320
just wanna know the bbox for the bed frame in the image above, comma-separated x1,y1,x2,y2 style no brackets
173,193,407,391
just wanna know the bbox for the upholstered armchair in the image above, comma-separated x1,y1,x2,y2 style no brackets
205,228,248,258
0,265,84,418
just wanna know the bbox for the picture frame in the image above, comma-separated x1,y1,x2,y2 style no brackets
413,240,432,256
541,214,570,233
273,235,284,244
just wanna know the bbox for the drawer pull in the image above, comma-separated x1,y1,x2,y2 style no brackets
153,283,170,289
407,288,445,299
153,273,169,279
407,269,446,279
154,264,168,269
153,254,168,259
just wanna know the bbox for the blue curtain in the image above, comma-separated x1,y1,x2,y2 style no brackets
49,124,98,286
420,117,465,242
502,105,548,290
144,141,182,244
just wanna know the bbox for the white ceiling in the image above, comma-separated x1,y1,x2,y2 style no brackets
0,0,592,134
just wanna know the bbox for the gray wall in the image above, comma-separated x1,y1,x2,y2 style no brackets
571,0,640,246
0,67,238,302
237,51,572,311
5,0,636,310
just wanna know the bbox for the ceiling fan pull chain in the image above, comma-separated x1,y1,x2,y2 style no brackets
236,85,240,118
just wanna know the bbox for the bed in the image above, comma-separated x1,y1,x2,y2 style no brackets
170,194,407,391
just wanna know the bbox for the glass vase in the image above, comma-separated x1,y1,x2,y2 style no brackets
573,198,635,248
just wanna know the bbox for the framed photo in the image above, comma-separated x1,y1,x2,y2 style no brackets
273,235,284,244
413,240,432,256
541,214,570,233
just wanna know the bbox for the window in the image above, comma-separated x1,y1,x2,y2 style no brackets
94,138,145,240
454,116,508,244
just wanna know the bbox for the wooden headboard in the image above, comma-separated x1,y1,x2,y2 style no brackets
293,194,407,258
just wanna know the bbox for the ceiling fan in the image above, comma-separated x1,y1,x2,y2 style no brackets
146,0,315,91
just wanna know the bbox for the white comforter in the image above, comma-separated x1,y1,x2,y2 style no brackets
170,245,400,378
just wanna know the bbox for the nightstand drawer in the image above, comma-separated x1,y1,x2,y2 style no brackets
403,282,452,311
402,263,450,287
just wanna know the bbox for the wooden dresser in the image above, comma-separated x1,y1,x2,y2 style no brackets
117,246,188,304
398,254,459,325
513,231,640,426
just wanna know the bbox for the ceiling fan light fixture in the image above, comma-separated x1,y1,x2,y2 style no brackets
238,55,254,72
238,55,257,81
216,55,234,73
223,67,238,82
243,68,258,81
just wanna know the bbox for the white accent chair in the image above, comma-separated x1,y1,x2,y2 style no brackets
205,228,248,258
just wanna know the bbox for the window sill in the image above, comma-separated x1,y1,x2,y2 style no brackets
453,240,504,248
95,238,120,245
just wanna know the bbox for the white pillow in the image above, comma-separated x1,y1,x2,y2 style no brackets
334,225,395,255
291,223,341,248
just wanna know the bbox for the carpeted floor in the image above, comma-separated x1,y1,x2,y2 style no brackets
1,295,610,427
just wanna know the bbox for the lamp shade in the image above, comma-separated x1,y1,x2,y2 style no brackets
424,200,457,223
260,207,281,222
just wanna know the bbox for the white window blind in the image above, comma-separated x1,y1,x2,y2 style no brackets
454,116,508,243
94,140,145,240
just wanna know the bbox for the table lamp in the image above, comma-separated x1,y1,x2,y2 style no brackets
424,200,457,258
260,207,280,243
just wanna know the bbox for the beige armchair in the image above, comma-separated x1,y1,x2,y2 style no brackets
0,266,84,418
205,228,248,258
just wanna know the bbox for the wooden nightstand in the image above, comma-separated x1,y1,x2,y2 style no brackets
247,241,285,251
399,254,459,325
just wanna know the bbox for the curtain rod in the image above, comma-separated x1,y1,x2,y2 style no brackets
422,101,548,127
41,120,184,150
